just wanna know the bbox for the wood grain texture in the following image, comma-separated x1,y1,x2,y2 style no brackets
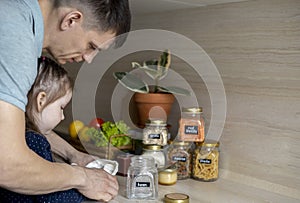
131,0,300,198
56,0,300,199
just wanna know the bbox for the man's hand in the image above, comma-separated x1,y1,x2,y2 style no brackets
70,151,95,166
76,166,119,202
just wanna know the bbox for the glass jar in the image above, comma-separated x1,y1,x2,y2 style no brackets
142,145,166,169
158,168,177,185
192,140,220,182
115,153,134,176
168,141,193,180
127,156,158,200
143,119,168,146
179,107,205,142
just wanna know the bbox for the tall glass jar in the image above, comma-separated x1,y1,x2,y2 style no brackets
143,119,168,146
127,156,158,200
168,141,193,180
179,107,205,142
192,140,220,182
142,145,166,169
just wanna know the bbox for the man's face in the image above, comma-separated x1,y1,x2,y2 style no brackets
45,26,116,65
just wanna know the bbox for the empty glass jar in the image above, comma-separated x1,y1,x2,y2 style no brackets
127,156,158,200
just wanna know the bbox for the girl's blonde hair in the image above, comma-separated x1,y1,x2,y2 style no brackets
26,57,73,133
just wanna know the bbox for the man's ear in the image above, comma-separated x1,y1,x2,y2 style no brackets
37,92,47,112
60,11,83,31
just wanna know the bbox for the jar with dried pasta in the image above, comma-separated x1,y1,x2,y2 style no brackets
168,141,193,180
179,107,205,142
192,140,220,182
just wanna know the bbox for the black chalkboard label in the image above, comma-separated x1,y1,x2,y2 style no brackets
184,125,198,135
199,159,211,164
172,156,187,162
148,134,160,139
136,182,150,187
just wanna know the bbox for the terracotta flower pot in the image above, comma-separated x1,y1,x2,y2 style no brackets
134,92,175,126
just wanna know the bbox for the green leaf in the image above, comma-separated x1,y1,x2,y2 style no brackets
113,72,149,93
158,86,191,96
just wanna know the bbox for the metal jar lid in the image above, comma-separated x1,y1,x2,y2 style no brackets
143,144,163,150
146,119,167,126
164,193,189,203
182,107,202,113
196,139,220,147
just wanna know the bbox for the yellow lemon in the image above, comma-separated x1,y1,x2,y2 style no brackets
69,120,85,139
78,126,91,142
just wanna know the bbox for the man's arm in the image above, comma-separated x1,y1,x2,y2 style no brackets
0,101,118,201
45,130,94,166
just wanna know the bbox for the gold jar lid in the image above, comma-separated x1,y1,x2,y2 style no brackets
143,144,163,150
164,193,189,203
146,119,167,126
196,139,220,147
182,107,202,113
173,141,190,146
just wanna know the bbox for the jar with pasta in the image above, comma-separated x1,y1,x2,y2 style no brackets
179,107,205,142
168,141,193,180
143,119,168,146
192,140,220,182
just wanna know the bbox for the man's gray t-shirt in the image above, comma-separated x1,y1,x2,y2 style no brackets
0,0,44,111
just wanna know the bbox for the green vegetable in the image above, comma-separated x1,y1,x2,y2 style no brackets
89,120,131,147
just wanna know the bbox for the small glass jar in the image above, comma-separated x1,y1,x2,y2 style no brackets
158,168,177,185
168,141,193,180
192,140,220,182
115,153,134,176
143,145,166,169
127,156,158,200
143,119,168,146
179,107,205,142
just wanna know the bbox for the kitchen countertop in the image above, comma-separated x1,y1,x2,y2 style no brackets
54,130,299,203
83,173,299,203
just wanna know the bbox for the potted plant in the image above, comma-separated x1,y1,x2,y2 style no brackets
113,50,190,126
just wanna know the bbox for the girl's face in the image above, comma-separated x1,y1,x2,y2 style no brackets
37,90,72,135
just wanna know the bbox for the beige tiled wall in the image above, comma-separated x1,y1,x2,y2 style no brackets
56,0,300,198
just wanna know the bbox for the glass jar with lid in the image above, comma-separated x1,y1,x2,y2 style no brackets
127,155,158,200
168,141,193,180
179,107,205,142
143,119,168,146
192,140,220,182
142,145,166,169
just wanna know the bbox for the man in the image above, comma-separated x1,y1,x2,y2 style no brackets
0,0,131,201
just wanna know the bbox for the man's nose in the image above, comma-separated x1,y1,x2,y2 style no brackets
83,49,99,64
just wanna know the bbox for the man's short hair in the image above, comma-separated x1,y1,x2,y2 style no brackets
52,0,131,47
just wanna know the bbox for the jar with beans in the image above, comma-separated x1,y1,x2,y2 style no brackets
168,141,193,180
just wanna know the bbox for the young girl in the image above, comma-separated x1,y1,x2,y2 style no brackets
0,57,87,203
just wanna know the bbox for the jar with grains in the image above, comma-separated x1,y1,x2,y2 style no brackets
192,140,220,182
143,145,166,169
179,107,205,142
168,141,193,180
127,156,158,200
143,119,168,146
